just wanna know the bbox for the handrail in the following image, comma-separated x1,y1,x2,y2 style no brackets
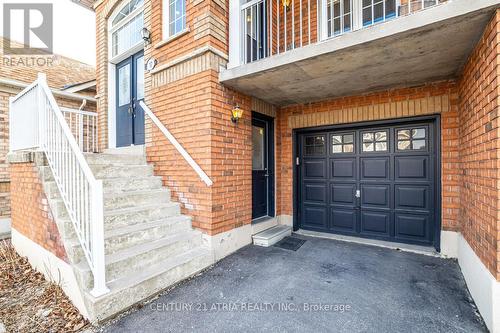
139,100,213,187
12,73,109,297
60,107,99,153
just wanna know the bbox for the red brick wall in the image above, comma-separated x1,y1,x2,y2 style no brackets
145,70,252,235
96,0,253,235
10,162,67,261
458,10,500,280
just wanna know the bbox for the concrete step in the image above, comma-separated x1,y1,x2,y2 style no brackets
103,189,171,210
39,164,154,182
84,153,147,166
58,213,191,243
252,225,292,247
74,231,204,289
251,217,278,235
44,177,164,199
104,146,145,156
50,197,180,222
90,164,154,179
85,246,212,321
104,203,182,229
101,176,163,194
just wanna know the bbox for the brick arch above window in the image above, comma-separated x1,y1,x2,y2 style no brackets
97,0,131,20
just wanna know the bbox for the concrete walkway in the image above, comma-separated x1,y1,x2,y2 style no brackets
102,235,486,333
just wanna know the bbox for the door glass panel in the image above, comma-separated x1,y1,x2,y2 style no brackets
398,140,410,150
397,128,427,151
375,142,387,151
363,142,374,152
136,56,145,100
305,135,326,156
412,128,426,139
344,134,354,143
398,130,410,140
362,130,388,152
112,12,144,57
412,140,426,150
118,64,131,106
331,133,355,154
252,126,265,170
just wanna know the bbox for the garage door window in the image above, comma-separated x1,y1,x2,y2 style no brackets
362,130,387,152
305,135,326,156
331,133,354,153
397,128,427,151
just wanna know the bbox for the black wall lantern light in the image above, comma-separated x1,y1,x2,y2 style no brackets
141,27,152,44
231,105,243,123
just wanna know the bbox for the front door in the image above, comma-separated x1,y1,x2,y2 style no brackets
252,113,274,219
116,51,145,147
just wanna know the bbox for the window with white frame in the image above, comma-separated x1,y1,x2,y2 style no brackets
326,0,352,37
362,0,396,27
163,0,186,38
111,0,144,58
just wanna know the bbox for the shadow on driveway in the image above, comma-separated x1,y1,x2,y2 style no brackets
102,235,486,333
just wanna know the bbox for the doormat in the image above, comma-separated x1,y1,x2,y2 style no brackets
274,237,306,251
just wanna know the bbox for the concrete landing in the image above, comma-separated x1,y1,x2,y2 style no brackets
252,225,292,247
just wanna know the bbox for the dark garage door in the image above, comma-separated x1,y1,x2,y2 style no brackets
297,120,438,246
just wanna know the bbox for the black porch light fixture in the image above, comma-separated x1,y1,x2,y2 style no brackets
141,27,152,44
231,105,243,123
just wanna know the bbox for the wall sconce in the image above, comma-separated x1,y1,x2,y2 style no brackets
141,27,152,44
282,0,290,9
231,105,243,123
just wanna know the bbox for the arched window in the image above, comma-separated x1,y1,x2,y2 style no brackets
111,0,144,57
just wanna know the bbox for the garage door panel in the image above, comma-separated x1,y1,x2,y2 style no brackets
302,206,327,228
304,183,327,204
361,184,390,209
304,160,327,179
361,157,389,179
361,211,390,236
331,158,356,179
395,213,430,242
331,183,356,206
330,209,357,232
395,185,429,211
395,156,428,180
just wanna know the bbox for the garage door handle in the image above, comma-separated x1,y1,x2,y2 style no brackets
355,190,361,198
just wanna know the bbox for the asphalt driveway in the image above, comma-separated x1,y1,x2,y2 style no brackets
102,235,486,333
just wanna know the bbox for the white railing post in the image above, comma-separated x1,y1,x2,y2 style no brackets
228,0,242,68
79,113,84,150
90,179,109,297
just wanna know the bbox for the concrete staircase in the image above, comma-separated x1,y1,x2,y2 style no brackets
39,152,213,321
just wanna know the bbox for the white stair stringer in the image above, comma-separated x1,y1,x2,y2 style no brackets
38,152,214,322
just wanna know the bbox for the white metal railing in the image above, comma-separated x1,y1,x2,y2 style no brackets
61,107,99,153
139,101,213,187
241,0,442,64
10,74,109,297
